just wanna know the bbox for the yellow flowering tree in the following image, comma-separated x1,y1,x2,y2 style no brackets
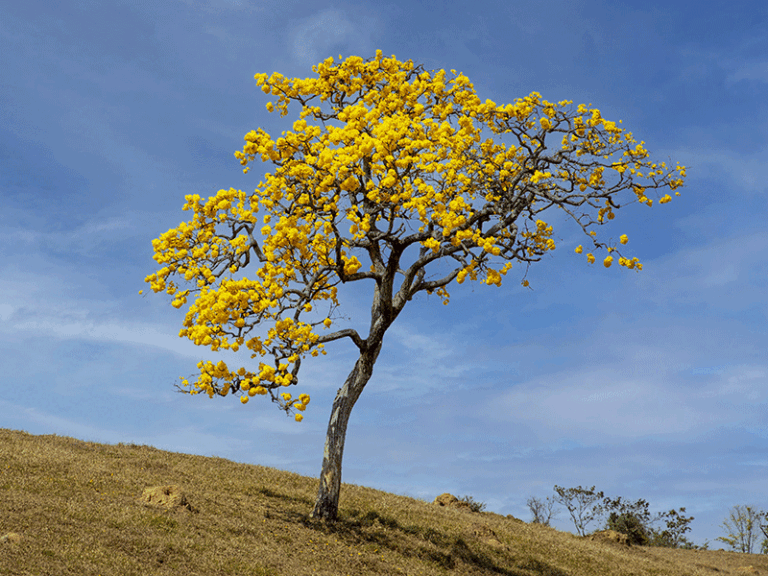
144,51,686,522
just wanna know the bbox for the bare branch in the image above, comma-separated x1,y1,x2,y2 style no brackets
316,328,366,351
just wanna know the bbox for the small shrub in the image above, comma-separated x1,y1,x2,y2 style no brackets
607,512,649,546
458,495,486,513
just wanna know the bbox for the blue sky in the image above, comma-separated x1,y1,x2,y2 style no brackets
2,0,767,550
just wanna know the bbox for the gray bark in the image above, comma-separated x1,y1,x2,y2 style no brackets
310,218,401,522
310,341,382,521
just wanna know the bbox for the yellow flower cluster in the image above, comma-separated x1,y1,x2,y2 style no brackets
575,234,641,270
521,220,556,256
145,51,686,419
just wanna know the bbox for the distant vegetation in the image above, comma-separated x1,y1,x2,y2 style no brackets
525,486,768,555
2,428,767,576
716,505,768,554
527,485,701,548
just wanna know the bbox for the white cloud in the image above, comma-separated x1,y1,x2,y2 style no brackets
286,7,382,70
290,8,355,67
491,345,768,443
0,215,137,259
727,61,768,84
633,230,768,314
0,304,13,322
671,145,768,194
176,0,266,13
0,400,121,443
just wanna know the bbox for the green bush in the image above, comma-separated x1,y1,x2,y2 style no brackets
458,494,487,513
607,511,650,546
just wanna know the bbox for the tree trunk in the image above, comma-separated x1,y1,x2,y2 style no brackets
310,342,382,522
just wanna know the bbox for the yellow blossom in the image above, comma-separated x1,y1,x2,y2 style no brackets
146,52,686,426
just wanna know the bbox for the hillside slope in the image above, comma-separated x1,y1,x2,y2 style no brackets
1,428,766,576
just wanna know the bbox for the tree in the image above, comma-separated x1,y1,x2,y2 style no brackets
527,495,558,526
607,511,650,545
600,495,695,548
717,505,765,553
648,507,695,548
601,496,655,545
143,51,687,522
760,511,768,554
553,485,605,536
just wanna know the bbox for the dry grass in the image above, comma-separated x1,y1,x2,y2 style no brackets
1,428,767,576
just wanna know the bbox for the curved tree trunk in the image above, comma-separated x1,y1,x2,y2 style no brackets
310,340,382,522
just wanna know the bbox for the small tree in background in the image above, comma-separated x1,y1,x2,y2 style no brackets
527,495,558,526
648,507,696,548
145,51,687,522
601,496,655,545
760,511,768,554
601,495,695,548
553,485,605,536
717,505,765,554
606,510,650,545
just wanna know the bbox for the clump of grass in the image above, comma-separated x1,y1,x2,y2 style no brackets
2,428,767,576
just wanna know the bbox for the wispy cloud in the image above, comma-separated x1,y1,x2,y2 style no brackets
177,0,266,13
727,61,768,84
670,145,768,195
287,7,382,68
633,230,768,314
494,359,767,441
289,8,356,67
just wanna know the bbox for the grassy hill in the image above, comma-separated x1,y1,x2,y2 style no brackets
1,428,766,576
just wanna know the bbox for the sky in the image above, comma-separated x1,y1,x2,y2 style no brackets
1,0,767,551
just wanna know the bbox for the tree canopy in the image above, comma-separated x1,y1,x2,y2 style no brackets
144,51,686,520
